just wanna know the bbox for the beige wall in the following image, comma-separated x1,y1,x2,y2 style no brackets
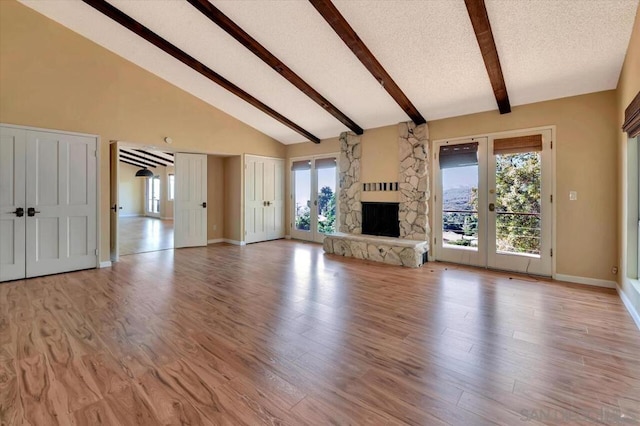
161,165,175,220
118,162,145,216
287,90,619,282
0,1,285,261
207,156,225,241
617,7,640,318
224,156,243,242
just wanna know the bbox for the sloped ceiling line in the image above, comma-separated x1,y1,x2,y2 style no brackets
81,0,321,143
186,0,363,135
309,0,427,125
464,0,511,114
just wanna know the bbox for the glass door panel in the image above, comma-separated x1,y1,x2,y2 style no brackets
146,176,160,216
292,166,312,240
315,160,337,241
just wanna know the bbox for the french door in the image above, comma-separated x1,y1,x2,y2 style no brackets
291,155,338,243
434,129,553,276
145,175,161,217
1,125,98,281
245,155,285,244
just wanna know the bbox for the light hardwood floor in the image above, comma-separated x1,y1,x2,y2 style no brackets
1,240,639,425
118,216,174,256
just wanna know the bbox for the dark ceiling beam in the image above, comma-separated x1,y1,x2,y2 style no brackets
187,0,363,135
120,153,157,168
464,0,511,114
133,149,174,165
120,158,149,169
120,150,167,167
82,0,321,143
309,0,426,126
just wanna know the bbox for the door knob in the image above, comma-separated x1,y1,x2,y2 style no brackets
201,202,207,208
110,204,122,212
11,207,24,217
489,203,495,212
267,201,271,206
27,207,41,217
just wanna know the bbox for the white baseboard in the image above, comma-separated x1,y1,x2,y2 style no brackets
207,238,224,244
554,273,617,289
617,285,640,330
98,261,112,268
118,213,142,217
224,239,246,246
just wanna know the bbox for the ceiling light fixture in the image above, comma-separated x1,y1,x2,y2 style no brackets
135,149,154,178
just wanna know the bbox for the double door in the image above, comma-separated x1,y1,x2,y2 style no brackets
245,155,284,244
433,129,553,276
291,155,338,243
1,126,98,282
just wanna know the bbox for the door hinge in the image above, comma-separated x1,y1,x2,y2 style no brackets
550,140,553,149
550,194,553,203
290,222,293,228
93,150,97,158
550,248,553,257
434,195,436,202
95,249,98,255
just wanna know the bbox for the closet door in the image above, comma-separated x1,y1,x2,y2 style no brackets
0,127,27,281
245,155,284,244
25,130,97,278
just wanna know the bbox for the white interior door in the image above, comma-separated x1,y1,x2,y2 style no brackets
25,130,97,278
110,143,119,262
245,157,267,243
434,130,553,276
174,153,207,248
0,127,27,281
245,155,285,244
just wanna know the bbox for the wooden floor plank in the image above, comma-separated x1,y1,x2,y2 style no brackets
1,240,639,425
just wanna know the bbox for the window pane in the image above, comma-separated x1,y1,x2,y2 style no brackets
294,169,311,231
442,165,478,250
495,152,541,256
317,166,336,234
168,175,174,200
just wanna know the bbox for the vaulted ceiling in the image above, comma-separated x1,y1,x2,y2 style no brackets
19,0,639,144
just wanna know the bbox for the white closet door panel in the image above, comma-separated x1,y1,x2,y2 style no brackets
174,153,207,248
25,130,97,278
0,128,26,281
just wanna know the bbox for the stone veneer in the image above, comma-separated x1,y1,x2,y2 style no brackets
325,122,430,268
398,122,430,241
324,233,428,268
338,132,362,234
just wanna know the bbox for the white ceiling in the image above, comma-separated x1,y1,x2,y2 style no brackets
19,0,639,145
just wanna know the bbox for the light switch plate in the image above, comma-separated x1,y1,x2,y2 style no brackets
569,191,578,201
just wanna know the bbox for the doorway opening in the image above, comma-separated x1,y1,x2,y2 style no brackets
117,147,175,256
433,128,553,276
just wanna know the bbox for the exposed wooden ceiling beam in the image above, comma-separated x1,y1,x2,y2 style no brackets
132,149,174,165
120,153,157,168
120,149,167,167
187,0,363,136
309,0,426,126
82,0,321,143
119,158,149,169
464,0,511,114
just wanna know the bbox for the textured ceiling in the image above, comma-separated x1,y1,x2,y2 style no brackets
19,0,639,145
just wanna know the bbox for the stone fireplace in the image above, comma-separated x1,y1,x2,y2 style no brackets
323,121,430,267
362,202,400,238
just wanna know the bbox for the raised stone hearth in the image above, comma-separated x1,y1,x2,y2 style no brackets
323,233,428,268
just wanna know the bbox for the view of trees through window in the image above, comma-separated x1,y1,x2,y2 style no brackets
442,151,541,256
295,186,336,234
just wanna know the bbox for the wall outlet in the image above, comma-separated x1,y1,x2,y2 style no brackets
213,224,217,231
569,191,578,201
612,266,618,275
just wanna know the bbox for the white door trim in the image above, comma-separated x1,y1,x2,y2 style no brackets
431,125,556,276
1,123,101,269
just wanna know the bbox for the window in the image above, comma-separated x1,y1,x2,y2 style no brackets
168,174,175,201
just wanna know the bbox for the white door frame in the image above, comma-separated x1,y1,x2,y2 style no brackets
431,126,556,276
1,123,101,270
289,153,340,243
